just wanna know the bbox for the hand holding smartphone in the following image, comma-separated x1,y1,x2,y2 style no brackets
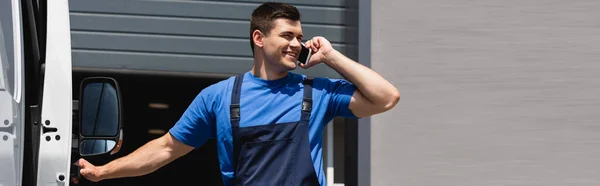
297,43,312,65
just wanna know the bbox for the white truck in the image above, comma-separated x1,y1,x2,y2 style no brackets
1,0,124,185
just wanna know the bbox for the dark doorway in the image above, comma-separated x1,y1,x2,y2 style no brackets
72,71,226,186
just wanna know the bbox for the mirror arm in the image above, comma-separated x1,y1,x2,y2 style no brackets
72,100,79,135
71,100,79,149
71,135,78,149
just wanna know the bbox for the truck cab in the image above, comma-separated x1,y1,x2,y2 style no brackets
1,0,124,185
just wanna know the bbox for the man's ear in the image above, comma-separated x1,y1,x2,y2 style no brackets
252,30,264,48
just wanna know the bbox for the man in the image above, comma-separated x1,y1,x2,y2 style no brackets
78,2,400,186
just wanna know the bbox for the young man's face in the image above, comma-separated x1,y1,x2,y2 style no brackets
261,18,304,71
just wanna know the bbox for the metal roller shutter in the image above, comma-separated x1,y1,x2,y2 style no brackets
69,0,358,78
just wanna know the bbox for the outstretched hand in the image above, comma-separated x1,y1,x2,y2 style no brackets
78,158,103,182
299,36,335,69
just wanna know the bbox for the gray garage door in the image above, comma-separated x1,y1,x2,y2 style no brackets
69,0,358,78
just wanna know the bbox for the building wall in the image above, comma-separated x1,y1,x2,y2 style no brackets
69,0,358,78
371,0,600,185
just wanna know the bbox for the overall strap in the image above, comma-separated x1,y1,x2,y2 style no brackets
230,74,243,128
301,78,313,122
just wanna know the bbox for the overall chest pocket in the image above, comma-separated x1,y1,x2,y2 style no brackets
236,138,297,185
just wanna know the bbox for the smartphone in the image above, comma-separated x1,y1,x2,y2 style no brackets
298,43,312,65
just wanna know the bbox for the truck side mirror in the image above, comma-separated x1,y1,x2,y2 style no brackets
78,77,123,156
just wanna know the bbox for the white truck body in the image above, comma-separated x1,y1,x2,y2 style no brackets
1,0,25,185
35,1,73,185
2,1,120,186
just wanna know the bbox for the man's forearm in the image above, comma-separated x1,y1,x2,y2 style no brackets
97,137,175,180
324,50,400,108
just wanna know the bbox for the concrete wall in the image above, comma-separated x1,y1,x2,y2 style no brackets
370,0,600,185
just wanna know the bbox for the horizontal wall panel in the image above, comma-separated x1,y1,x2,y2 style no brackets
72,49,343,78
70,13,357,43
71,32,352,58
69,0,356,25
200,0,353,7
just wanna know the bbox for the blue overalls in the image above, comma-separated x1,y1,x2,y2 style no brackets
229,74,320,186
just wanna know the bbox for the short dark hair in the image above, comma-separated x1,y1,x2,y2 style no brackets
249,2,301,55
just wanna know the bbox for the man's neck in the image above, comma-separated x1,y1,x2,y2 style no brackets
250,59,289,80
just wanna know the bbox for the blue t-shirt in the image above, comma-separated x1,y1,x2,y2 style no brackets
169,71,357,186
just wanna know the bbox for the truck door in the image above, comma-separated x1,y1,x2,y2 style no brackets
0,0,25,185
